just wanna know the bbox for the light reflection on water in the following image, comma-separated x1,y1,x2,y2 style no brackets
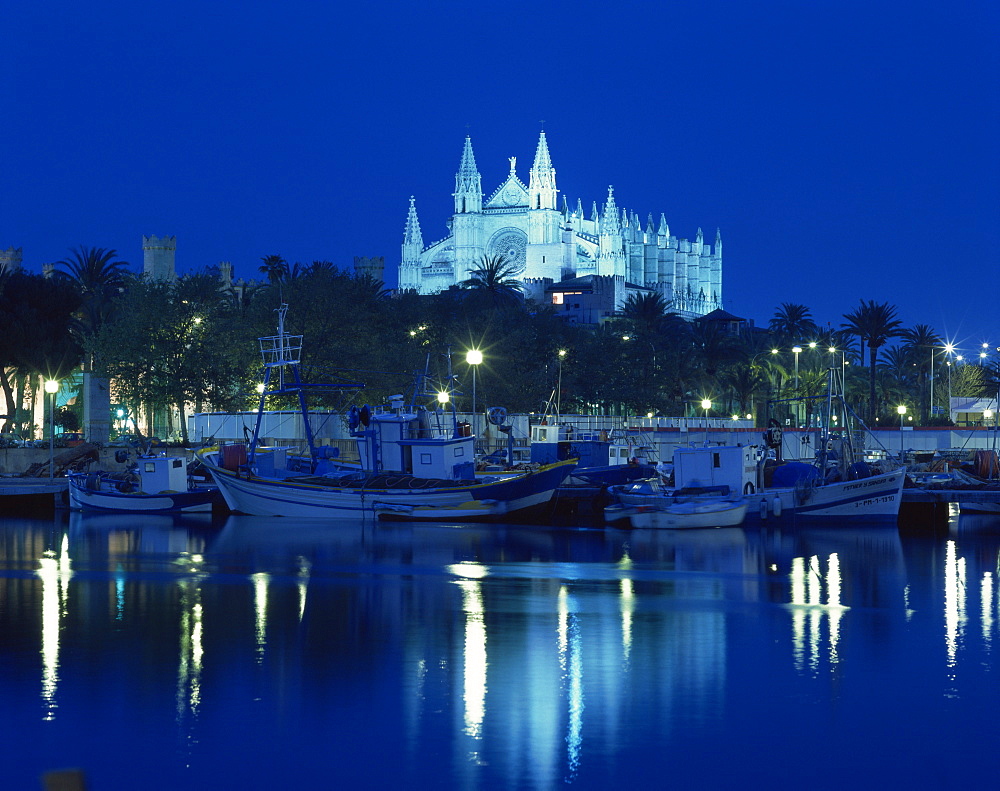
2,509,1000,787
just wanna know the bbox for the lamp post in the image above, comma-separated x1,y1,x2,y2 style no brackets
556,349,566,418
792,346,802,426
897,405,907,462
944,344,956,418
44,379,59,479
701,398,711,446
929,346,935,420
466,349,482,434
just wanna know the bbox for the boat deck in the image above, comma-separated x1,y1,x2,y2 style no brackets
279,472,481,490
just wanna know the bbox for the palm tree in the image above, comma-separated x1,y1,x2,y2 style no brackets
841,300,903,421
620,291,672,337
769,302,818,343
460,254,524,310
54,246,131,371
258,255,289,285
899,324,943,423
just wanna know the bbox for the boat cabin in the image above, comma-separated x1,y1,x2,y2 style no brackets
529,425,654,468
136,454,191,493
353,396,477,481
673,445,759,495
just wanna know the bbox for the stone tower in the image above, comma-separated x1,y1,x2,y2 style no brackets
142,235,176,281
0,247,23,274
353,256,385,282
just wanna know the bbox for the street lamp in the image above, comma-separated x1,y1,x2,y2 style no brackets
44,379,59,479
791,346,802,426
556,349,566,418
701,398,711,445
466,349,482,433
897,405,907,462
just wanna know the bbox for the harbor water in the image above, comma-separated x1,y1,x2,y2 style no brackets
3,506,999,788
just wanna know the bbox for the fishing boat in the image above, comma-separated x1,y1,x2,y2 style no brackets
526,382,658,486
614,368,905,527
196,305,576,521
66,451,221,513
604,487,748,529
529,423,658,486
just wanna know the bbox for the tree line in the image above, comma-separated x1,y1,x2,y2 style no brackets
2,249,995,442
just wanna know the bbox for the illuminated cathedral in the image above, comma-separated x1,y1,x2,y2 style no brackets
398,132,723,316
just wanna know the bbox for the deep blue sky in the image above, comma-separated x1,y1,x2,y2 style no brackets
3,1,998,353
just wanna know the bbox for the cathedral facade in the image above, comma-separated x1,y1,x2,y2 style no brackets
398,132,723,316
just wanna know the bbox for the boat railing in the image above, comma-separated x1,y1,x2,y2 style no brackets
258,332,303,367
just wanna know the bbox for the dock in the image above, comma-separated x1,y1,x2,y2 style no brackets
0,477,68,499
901,488,1000,504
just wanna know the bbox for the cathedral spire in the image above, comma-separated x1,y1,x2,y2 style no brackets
601,187,621,235
658,213,669,238
403,196,424,248
528,131,557,210
453,136,482,213
400,196,424,292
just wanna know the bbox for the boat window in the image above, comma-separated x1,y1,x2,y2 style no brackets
454,447,464,457
172,459,182,468
145,462,156,473
538,429,547,441
713,453,721,468
420,453,432,465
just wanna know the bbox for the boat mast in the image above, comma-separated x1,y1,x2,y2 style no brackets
249,304,316,469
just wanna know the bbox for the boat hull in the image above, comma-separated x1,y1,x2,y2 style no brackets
617,468,906,526
198,451,576,520
606,499,748,529
67,474,219,513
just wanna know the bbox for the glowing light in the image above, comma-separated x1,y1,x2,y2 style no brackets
436,391,449,404
44,379,59,394
448,561,488,579
620,578,634,660
465,349,483,366
455,579,486,739
944,540,966,670
252,572,270,662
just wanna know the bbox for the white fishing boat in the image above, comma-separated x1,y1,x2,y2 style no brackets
197,305,576,521
605,492,748,529
67,452,220,513
611,368,905,527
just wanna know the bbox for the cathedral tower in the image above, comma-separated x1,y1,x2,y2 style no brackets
399,197,424,291
452,137,484,280
525,131,563,281
597,187,626,278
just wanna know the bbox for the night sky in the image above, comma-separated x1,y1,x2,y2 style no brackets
4,1,997,352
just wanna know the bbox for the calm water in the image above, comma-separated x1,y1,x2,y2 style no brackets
2,504,999,789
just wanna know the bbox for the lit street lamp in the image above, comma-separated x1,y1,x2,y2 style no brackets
792,346,802,426
466,349,482,433
701,398,711,445
897,405,907,462
44,379,59,479
556,349,566,418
